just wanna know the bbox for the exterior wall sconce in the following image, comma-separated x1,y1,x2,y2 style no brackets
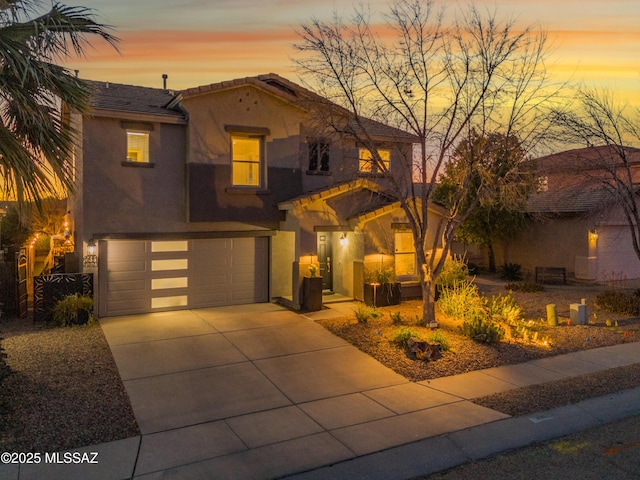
589,229,599,241
339,233,348,247
83,239,98,267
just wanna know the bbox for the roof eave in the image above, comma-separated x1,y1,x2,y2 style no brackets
88,108,188,125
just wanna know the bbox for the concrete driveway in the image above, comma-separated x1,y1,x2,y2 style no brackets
99,303,507,479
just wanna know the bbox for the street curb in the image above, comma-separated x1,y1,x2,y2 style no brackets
284,386,640,480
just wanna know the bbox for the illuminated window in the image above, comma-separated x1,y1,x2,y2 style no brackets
152,277,188,290
151,241,188,253
232,135,263,186
151,259,188,271
359,148,390,173
308,140,330,172
127,131,150,163
394,231,416,277
152,295,188,309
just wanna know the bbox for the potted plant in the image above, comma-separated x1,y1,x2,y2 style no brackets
302,264,323,311
364,266,401,307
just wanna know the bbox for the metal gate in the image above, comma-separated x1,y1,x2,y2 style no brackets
16,250,28,318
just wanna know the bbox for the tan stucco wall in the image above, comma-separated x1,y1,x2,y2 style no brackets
77,117,188,236
270,230,295,299
183,85,307,168
495,216,591,278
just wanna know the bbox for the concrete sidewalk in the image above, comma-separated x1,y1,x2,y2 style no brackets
5,302,640,480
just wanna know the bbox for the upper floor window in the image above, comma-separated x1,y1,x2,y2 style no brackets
127,131,150,163
359,148,390,173
308,140,330,172
232,134,263,187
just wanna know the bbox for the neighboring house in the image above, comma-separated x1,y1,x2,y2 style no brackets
493,146,640,283
66,73,444,317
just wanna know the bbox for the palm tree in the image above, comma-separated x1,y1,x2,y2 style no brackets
0,0,117,205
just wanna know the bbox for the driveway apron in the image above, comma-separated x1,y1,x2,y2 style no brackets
100,304,506,479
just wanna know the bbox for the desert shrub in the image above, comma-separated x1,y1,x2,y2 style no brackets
353,303,380,324
427,331,451,352
389,311,403,325
485,293,545,342
461,315,505,344
436,257,469,290
51,294,94,327
391,326,420,349
486,294,525,325
437,280,485,322
595,290,640,316
500,263,522,281
505,282,544,292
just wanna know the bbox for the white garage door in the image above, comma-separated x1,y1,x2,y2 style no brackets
596,226,640,281
102,237,269,316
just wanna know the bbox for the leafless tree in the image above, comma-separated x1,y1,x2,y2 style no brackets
295,0,558,324
552,89,640,259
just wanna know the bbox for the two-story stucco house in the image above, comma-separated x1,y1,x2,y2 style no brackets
67,73,445,317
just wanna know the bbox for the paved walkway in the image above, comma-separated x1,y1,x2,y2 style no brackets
4,302,640,480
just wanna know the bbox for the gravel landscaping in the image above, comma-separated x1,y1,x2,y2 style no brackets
0,316,139,453
0,277,639,454
318,279,640,414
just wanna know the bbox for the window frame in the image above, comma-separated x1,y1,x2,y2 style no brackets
121,121,154,168
225,125,270,189
230,133,265,187
394,230,417,278
359,147,390,174
307,139,331,174
126,130,150,163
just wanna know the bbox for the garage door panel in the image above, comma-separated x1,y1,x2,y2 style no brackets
190,291,232,305
597,226,640,280
191,274,231,289
108,279,147,293
109,241,148,259
232,274,260,286
108,260,148,273
108,269,147,282
106,298,150,316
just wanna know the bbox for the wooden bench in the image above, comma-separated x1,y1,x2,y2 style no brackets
535,267,567,285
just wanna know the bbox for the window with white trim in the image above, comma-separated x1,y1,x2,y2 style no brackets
127,131,150,163
308,140,330,172
359,148,390,173
232,134,263,186
394,231,416,277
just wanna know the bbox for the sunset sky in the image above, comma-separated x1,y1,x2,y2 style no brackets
62,0,639,105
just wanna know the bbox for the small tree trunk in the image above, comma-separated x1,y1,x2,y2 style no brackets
420,279,437,326
488,242,496,273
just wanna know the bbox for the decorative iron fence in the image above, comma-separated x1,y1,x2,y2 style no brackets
33,273,94,324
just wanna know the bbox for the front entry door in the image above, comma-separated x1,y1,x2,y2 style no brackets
317,233,333,291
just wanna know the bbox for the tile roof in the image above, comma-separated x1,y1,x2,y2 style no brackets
529,145,640,214
86,80,185,119
537,145,640,173
527,186,615,214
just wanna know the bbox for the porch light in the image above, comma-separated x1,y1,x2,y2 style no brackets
84,239,98,267
589,229,599,241
339,233,348,247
